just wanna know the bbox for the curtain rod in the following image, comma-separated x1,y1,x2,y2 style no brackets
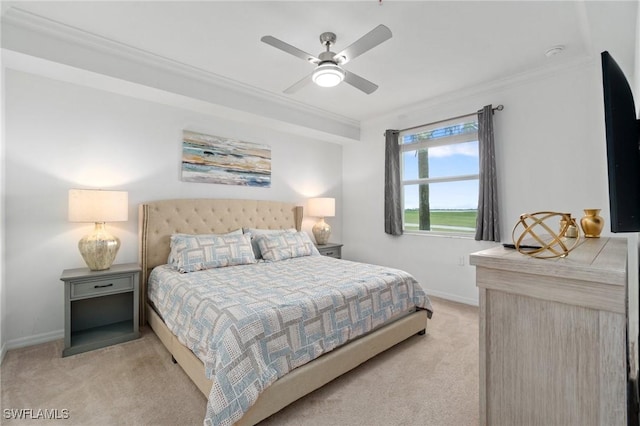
397,104,504,133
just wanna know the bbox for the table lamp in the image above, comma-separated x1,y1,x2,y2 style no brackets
308,197,335,245
68,189,128,271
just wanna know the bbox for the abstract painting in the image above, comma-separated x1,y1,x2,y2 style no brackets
181,130,271,187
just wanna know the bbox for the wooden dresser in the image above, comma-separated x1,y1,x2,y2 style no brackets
470,237,628,426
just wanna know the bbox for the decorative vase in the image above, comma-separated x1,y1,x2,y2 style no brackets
580,209,604,238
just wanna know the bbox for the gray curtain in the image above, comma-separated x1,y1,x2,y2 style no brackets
384,129,403,235
475,105,500,241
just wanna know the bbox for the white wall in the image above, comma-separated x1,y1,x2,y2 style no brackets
3,69,342,348
342,60,612,306
636,3,640,97
0,52,6,360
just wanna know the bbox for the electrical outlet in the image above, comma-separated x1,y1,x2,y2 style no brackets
458,256,465,266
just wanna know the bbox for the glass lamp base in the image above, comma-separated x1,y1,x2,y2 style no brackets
78,223,120,271
312,218,332,245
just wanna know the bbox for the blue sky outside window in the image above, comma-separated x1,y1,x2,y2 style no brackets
401,121,479,211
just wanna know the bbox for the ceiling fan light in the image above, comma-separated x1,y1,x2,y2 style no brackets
312,63,345,88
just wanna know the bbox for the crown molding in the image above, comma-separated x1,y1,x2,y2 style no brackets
1,7,360,142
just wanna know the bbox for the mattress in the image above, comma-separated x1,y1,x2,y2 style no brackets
148,255,433,425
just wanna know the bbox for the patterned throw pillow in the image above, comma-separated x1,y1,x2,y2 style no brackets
256,231,319,262
169,233,256,273
243,228,297,259
167,230,242,266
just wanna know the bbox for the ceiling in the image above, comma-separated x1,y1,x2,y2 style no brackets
1,1,638,127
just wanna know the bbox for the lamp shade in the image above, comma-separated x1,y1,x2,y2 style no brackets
308,197,335,218
68,189,128,223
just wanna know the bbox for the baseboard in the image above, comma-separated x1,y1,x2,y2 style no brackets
426,289,479,307
5,329,64,352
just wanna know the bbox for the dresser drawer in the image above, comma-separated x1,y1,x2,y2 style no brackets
71,276,134,299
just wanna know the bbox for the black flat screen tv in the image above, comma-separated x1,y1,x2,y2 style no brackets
601,51,640,233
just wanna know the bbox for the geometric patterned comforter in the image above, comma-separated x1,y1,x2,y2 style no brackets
148,255,433,426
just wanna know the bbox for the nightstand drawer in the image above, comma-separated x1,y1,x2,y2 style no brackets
320,248,341,258
316,243,343,259
71,276,133,299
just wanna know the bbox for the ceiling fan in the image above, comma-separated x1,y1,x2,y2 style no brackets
261,24,392,95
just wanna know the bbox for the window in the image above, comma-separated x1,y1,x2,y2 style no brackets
400,115,479,234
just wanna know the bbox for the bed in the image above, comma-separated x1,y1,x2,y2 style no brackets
138,198,432,425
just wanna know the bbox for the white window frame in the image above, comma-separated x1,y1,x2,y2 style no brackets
400,115,480,236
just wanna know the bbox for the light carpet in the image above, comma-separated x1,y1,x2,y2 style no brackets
1,297,478,425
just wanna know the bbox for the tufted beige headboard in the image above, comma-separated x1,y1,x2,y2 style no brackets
138,198,303,324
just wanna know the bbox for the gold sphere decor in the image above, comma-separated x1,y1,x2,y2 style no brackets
511,211,581,259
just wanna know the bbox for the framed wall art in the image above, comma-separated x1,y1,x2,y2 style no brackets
181,130,271,187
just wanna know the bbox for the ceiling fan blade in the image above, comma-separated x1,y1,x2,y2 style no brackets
283,73,313,94
261,36,320,64
334,24,392,65
343,71,379,94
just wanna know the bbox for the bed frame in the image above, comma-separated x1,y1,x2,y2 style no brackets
138,198,428,425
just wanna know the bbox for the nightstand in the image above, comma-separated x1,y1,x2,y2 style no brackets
315,242,343,259
60,263,141,357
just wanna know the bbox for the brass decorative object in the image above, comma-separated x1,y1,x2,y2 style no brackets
512,211,581,258
580,208,604,238
560,215,579,238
